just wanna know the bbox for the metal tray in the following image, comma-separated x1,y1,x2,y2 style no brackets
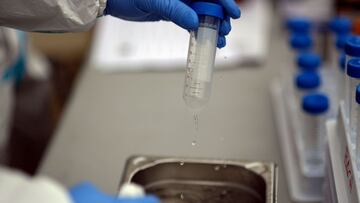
120,156,277,203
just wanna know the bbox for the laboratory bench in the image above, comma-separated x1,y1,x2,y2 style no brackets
38,19,308,203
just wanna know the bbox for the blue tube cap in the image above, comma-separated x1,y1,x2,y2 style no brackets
329,16,352,34
297,52,321,71
286,17,311,33
347,58,360,78
191,2,224,19
302,93,329,115
336,34,351,50
345,35,360,57
339,53,346,71
295,72,321,90
356,85,360,104
290,34,313,50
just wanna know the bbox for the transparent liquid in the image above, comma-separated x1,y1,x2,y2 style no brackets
192,113,199,147
193,113,199,131
191,141,197,146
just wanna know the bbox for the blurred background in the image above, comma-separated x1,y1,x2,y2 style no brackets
1,31,93,174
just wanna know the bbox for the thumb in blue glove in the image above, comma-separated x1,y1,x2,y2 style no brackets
104,0,241,48
69,182,159,203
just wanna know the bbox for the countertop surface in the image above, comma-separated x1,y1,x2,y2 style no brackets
39,18,301,203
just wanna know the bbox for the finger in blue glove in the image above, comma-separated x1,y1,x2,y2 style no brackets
69,182,160,203
105,0,199,30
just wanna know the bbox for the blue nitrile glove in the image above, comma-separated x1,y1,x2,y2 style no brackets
69,182,160,203
104,0,241,48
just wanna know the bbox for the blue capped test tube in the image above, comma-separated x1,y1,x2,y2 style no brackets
348,59,360,143
289,72,322,135
355,85,360,169
329,17,352,68
301,93,329,176
344,36,360,119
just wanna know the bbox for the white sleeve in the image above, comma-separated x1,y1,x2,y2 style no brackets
0,167,73,203
0,0,107,32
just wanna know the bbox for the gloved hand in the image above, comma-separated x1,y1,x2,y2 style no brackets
104,0,241,48
69,182,160,203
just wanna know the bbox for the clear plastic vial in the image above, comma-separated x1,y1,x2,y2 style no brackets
290,72,321,143
355,85,360,169
301,93,329,176
183,1,224,110
348,59,360,143
344,36,360,120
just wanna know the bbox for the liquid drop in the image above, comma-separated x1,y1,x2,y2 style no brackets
180,193,185,200
193,113,199,131
180,162,185,166
214,165,220,171
191,140,197,146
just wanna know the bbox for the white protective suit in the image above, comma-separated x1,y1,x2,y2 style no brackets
0,0,107,32
0,1,107,202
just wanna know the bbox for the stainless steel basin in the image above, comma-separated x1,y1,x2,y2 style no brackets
120,156,277,203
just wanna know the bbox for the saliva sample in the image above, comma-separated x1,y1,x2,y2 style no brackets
183,1,224,110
